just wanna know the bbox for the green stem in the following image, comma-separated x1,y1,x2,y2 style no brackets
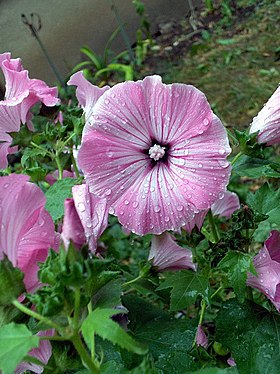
193,298,207,347
73,288,81,330
122,274,143,288
12,300,60,330
40,335,69,341
210,285,223,300
208,210,219,243
71,150,80,178
246,286,254,301
71,333,100,373
55,153,63,180
30,141,52,158
231,151,242,166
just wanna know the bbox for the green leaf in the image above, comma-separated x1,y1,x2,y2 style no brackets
0,256,25,305
190,368,238,374
216,299,280,374
0,323,39,374
247,183,280,226
92,279,122,309
218,251,256,302
21,148,47,168
100,360,125,374
45,178,78,221
157,270,209,311
232,154,280,178
81,308,148,355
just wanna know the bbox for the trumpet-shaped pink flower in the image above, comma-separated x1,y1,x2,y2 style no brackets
183,190,240,233
61,184,109,252
69,74,231,235
0,174,57,292
15,330,53,374
148,232,196,271
249,85,280,146
0,52,59,168
247,230,280,311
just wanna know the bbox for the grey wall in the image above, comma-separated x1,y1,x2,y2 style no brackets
0,0,192,84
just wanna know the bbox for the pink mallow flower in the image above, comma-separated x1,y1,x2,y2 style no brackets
148,232,196,272
15,330,53,374
0,52,59,168
68,73,231,235
61,184,109,252
247,230,280,311
184,190,240,233
249,85,280,146
196,324,208,348
0,174,57,292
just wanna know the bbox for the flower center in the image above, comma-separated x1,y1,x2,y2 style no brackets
148,144,166,161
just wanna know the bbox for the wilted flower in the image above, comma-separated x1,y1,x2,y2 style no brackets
249,85,280,146
0,174,58,292
196,324,208,348
227,357,236,367
69,73,231,235
148,232,196,272
184,190,240,233
247,230,280,311
0,52,59,168
61,184,109,252
15,330,53,374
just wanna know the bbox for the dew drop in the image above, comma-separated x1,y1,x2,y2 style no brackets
177,205,183,211
218,192,224,199
133,201,139,208
203,118,209,126
164,216,170,222
198,163,203,168
124,200,129,205
78,202,85,212
38,217,45,226
86,222,92,228
218,148,226,155
154,206,161,213
3,183,9,189
104,99,110,105
41,231,47,237
105,188,112,196
109,207,115,214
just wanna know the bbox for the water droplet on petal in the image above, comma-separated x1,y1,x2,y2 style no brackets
105,188,112,196
218,192,224,199
3,183,9,189
164,216,170,222
78,202,85,212
154,206,161,213
104,99,110,105
109,207,115,214
38,217,45,226
177,205,183,211
218,148,226,155
124,200,129,205
198,163,203,168
203,118,210,126
133,201,139,208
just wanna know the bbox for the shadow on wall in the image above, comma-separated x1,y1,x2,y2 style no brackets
0,0,198,84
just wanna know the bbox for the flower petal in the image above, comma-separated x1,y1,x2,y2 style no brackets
211,191,240,218
61,198,86,249
149,232,196,271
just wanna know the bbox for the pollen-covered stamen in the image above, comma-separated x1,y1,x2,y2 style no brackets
149,144,166,161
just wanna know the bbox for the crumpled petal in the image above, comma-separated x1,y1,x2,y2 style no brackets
72,184,109,252
0,174,57,292
0,52,59,169
61,198,86,249
196,324,208,348
247,230,280,311
148,232,196,271
15,329,54,374
75,74,231,235
249,85,280,146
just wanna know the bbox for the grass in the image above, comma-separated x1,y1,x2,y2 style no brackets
141,0,280,129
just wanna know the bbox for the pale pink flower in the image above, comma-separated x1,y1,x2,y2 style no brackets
148,232,196,272
15,330,54,374
247,230,280,311
184,190,240,233
249,85,280,145
196,324,208,348
227,357,236,367
0,174,57,292
69,74,231,235
61,184,109,252
0,52,59,168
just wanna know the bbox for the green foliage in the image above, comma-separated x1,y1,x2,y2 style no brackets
232,154,280,178
0,256,25,306
0,323,39,374
45,178,78,221
81,308,148,355
157,270,210,311
218,251,256,302
216,299,280,374
247,183,280,226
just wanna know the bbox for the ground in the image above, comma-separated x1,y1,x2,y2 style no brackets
139,0,280,129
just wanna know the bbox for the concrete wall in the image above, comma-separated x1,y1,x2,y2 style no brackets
0,0,192,84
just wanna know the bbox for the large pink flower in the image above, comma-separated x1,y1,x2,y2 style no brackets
247,230,280,311
61,184,109,252
0,174,57,292
249,85,280,146
69,74,231,235
0,52,59,168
